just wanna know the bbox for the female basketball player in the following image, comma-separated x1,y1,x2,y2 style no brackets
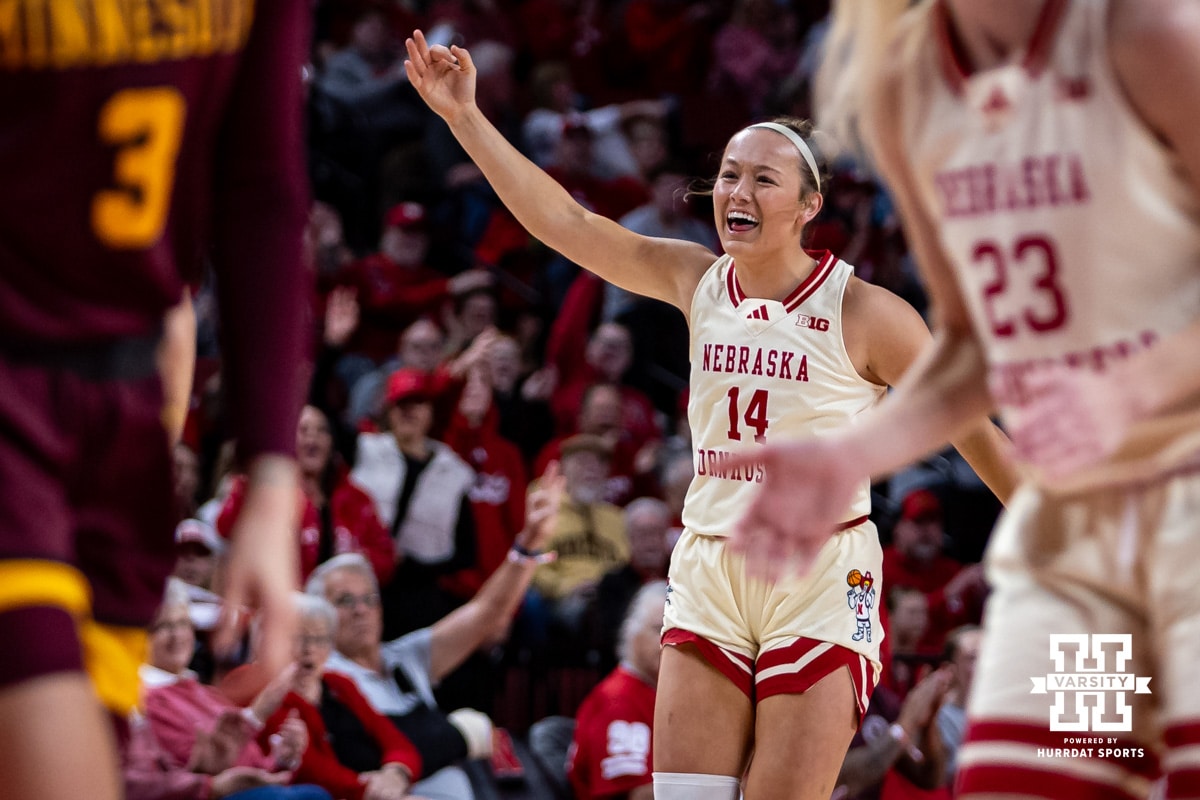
402,29,1014,800
730,1,1200,797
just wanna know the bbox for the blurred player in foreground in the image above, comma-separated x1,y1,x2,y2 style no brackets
0,3,312,799
731,1,1200,797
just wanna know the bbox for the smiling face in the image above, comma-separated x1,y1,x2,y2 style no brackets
713,127,821,261
148,602,195,676
296,405,333,478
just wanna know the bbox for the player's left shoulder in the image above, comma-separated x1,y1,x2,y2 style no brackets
841,276,924,336
842,276,931,385
1108,0,1200,91
1106,0,1200,157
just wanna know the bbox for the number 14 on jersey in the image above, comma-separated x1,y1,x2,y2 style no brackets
726,387,769,443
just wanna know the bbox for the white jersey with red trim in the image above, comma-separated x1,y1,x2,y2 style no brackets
897,0,1200,492
681,252,885,537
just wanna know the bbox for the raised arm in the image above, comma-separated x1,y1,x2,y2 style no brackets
426,464,565,683
402,31,713,313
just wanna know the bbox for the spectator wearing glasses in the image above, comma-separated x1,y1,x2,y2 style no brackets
305,469,564,797
256,593,424,800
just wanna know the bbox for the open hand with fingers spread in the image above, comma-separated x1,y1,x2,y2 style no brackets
724,436,861,581
993,363,1137,483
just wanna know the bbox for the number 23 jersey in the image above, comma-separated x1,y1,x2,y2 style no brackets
899,0,1200,491
681,252,885,538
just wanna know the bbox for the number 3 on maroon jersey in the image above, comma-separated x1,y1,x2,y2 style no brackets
726,387,769,443
92,87,187,250
971,235,1069,337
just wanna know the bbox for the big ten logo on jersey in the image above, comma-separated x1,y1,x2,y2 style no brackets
795,313,829,332
601,720,651,780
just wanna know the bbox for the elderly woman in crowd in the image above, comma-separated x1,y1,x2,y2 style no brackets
256,593,426,800
135,579,327,800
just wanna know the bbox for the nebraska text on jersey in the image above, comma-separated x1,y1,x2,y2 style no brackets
700,343,809,382
934,153,1091,219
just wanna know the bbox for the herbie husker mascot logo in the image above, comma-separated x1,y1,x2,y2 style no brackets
846,570,876,643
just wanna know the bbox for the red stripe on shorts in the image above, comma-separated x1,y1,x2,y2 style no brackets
1167,769,1200,799
836,515,869,531
957,765,1144,800
964,720,1160,779
662,628,754,699
1165,721,1200,749
755,637,875,719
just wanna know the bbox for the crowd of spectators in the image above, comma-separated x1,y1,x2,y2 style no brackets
150,1,1008,797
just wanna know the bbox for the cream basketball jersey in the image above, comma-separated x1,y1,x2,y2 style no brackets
681,252,886,537
897,0,1200,492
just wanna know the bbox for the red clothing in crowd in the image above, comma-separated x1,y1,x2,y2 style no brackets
260,672,423,800
545,167,647,223
568,665,656,800
142,677,277,773
335,254,454,361
442,414,528,597
880,771,952,800
620,0,712,96
545,272,661,449
217,474,395,585
881,547,984,652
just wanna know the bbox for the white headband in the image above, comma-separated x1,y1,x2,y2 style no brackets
747,122,821,192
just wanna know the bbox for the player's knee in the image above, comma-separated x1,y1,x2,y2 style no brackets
653,772,741,800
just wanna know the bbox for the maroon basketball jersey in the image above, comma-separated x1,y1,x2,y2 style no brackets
0,0,312,457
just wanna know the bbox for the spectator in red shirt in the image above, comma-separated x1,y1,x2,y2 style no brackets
567,580,668,800
217,406,396,586
260,593,423,800
535,382,652,507
139,581,312,792
618,0,721,96
335,202,493,365
882,489,987,652
881,588,939,702
547,296,662,452
541,120,649,305
442,367,529,597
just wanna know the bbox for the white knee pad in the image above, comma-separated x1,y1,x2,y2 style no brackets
653,772,741,800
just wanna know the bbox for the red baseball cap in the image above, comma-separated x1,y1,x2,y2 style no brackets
384,201,428,231
900,488,942,522
386,368,433,405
